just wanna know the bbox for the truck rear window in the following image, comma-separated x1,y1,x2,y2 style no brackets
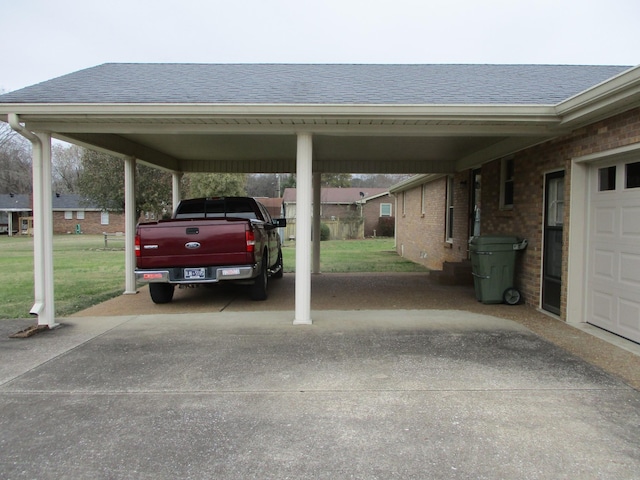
175,198,260,220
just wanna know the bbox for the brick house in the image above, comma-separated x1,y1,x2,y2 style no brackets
392,104,640,343
0,193,126,235
283,187,391,239
2,63,639,330
52,194,126,234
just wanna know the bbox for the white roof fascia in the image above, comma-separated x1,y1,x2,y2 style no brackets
389,174,447,194
357,191,390,204
556,65,640,127
0,103,559,117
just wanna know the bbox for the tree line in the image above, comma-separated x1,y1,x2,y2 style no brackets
0,128,408,217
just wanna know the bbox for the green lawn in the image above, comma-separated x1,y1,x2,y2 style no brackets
281,238,428,273
0,235,426,319
0,235,125,319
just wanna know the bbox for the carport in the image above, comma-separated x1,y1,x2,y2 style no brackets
0,63,623,327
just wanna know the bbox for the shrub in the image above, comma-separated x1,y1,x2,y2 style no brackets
377,217,395,237
320,223,331,241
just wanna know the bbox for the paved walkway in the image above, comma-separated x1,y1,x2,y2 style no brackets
2,274,640,479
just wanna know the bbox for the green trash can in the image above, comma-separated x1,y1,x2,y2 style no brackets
469,236,528,305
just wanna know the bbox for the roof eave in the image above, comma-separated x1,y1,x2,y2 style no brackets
556,65,640,127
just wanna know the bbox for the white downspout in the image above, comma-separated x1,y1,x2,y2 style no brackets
8,114,58,328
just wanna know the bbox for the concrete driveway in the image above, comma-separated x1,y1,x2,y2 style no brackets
2,274,640,479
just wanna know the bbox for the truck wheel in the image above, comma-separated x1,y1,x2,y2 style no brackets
149,283,175,304
272,249,284,279
250,256,268,301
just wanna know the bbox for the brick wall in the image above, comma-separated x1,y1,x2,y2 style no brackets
53,211,126,235
480,107,640,317
395,174,469,270
394,107,640,318
362,195,393,237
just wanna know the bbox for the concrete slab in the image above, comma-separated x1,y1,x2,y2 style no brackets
2,310,640,479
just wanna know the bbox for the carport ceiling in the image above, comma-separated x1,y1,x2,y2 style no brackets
1,63,633,174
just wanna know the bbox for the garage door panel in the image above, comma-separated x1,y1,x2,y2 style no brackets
594,206,616,235
591,289,615,327
621,206,640,236
593,248,615,280
620,253,640,285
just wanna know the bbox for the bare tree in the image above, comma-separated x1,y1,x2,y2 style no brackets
52,143,83,193
0,122,32,194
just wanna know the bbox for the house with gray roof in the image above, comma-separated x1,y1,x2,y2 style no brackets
283,187,391,239
1,62,639,336
0,194,31,235
0,193,126,235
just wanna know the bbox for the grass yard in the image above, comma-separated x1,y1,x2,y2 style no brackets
0,235,125,319
0,235,426,319
280,238,428,273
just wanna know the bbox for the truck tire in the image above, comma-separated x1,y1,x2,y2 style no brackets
250,256,268,301
272,249,284,279
149,283,175,304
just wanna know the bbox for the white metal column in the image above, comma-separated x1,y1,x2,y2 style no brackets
124,157,137,294
35,132,57,327
312,172,321,274
294,133,313,325
172,172,183,213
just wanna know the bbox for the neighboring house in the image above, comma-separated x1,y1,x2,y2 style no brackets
254,197,284,219
0,194,31,235
0,193,126,235
51,194,126,234
283,187,391,239
391,105,640,344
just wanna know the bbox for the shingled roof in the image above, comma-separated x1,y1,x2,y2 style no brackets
0,63,631,105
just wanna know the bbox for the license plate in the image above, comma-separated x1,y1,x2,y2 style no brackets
184,267,206,280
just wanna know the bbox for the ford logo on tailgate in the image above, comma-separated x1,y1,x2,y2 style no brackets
185,242,201,249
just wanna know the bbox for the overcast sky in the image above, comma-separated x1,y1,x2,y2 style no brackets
1,0,638,92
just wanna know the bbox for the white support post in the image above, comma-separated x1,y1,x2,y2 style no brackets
294,133,313,325
35,133,57,327
172,172,183,214
124,157,137,294
312,172,321,274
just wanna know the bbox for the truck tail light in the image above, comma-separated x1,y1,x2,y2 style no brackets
135,234,141,257
246,229,255,253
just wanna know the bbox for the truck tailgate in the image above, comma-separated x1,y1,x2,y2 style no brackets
136,219,253,269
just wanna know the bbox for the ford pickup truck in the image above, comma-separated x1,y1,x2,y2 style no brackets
135,197,286,303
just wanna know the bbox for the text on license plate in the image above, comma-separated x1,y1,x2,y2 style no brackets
184,267,206,280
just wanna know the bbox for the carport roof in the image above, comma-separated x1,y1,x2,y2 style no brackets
0,63,632,105
1,63,639,175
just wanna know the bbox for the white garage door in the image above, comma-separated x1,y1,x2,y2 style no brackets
587,159,640,343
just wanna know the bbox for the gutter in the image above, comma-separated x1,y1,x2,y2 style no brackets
8,113,40,144
7,114,51,321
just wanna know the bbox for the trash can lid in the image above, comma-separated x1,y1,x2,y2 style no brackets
469,235,519,246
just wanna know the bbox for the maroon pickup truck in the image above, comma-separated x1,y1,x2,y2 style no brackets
135,197,286,303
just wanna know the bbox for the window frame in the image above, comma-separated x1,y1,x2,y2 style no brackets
500,156,515,210
380,203,392,217
445,176,454,243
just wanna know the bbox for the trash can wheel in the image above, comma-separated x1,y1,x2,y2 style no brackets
503,287,521,305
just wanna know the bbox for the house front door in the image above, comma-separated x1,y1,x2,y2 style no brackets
542,171,564,315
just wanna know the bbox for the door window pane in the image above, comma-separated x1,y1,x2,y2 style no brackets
626,161,640,189
598,166,616,191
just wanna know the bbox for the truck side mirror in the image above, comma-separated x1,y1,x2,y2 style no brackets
273,218,286,228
